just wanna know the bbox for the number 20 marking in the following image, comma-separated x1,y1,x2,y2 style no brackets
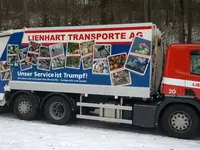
169,89,176,94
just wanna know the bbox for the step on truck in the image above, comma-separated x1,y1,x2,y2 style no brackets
0,22,200,139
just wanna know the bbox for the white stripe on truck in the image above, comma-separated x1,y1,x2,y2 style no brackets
162,77,185,86
8,81,151,98
162,77,200,89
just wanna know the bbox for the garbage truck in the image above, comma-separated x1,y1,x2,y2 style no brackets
0,22,200,139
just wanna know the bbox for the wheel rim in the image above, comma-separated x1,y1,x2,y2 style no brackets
18,100,32,115
169,111,192,133
49,102,65,120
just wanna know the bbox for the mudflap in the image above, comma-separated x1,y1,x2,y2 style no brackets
132,103,157,128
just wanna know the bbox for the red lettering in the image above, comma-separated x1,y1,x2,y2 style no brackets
28,35,32,41
115,33,120,39
129,32,135,39
79,34,84,40
85,34,90,40
40,35,44,41
74,34,78,40
193,83,200,87
45,35,50,40
108,33,114,39
35,35,39,41
56,35,60,41
91,33,95,40
121,32,126,39
96,34,101,40
50,35,55,41
68,34,73,40
136,32,143,37
60,34,65,40
102,33,107,40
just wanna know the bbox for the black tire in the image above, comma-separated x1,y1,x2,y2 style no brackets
14,93,39,120
44,95,72,125
160,104,200,139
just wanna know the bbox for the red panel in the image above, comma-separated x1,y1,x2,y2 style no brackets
163,44,187,80
162,44,200,99
162,84,185,96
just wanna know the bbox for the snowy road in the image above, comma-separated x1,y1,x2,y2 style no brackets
0,113,200,150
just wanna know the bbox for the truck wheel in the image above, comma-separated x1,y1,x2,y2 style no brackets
160,104,200,139
44,96,72,125
14,93,39,120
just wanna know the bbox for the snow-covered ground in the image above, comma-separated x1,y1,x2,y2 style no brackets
0,113,200,150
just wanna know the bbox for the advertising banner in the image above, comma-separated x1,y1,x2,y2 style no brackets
0,23,153,97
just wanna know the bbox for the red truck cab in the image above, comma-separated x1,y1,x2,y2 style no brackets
162,44,200,99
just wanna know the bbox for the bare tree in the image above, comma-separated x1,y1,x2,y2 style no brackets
100,0,108,24
179,0,185,43
64,0,69,25
186,0,192,43
0,0,199,44
53,0,61,26
23,0,29,27
144,0,151,22
41,0,51,27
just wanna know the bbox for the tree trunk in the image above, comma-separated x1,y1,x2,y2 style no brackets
155,0,161,28
88,0,92,24
147,0,151,21
23,0,29,27
4,0,9,18
64,0,68,25
172,0,176,29
144,0,148,22
128,0,132,23
186,0,192,43
71,0,78,25
100,0,107,24
179,0,185,43
41,0,50,27
54,0,61,26
165,9,169,26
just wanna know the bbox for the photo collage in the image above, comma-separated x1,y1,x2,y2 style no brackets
107,53,132,86
49,43,65,70
0,61,12,80
5,42,67,73
19,47,32,71
65,42,81,69
38,46,51,71
80,41,95,70
125,37,151,75
7,44,19,66
2,36,151,85
92,44,111,75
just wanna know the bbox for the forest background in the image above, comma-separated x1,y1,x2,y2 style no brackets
0,0,200,47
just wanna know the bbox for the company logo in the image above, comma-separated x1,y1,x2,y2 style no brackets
192,82,200,87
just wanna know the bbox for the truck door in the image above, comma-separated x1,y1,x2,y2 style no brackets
0,33,11,105
186,46,200,99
